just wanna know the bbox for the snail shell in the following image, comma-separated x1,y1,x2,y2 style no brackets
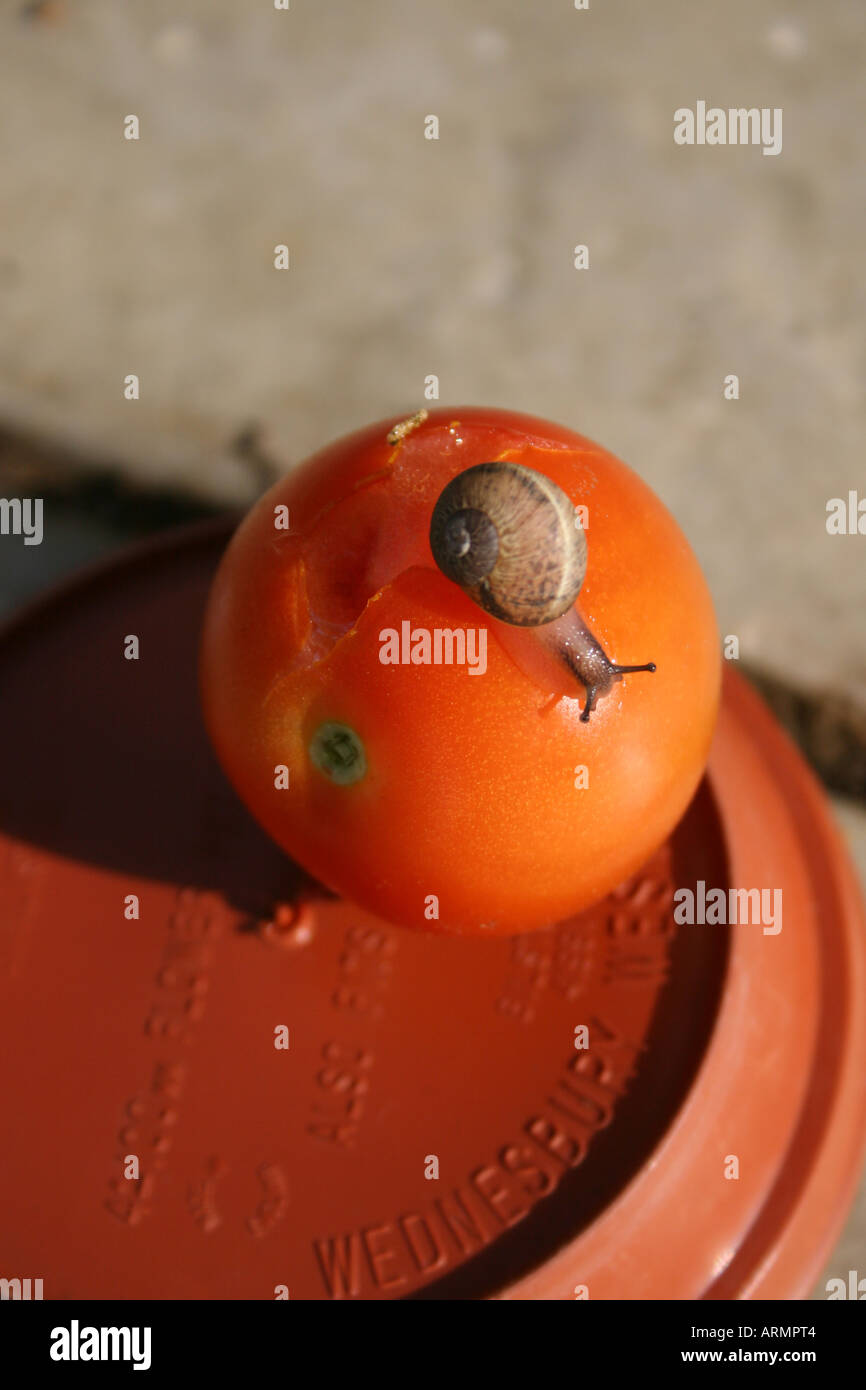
429,461,586,626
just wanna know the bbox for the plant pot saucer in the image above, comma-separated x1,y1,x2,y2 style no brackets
0,520,863,1299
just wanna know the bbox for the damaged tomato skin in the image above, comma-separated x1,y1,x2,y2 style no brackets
200,407,721,934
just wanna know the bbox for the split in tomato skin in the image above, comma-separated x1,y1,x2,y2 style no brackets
200,407,721,935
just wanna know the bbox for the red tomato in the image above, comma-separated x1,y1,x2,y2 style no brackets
200,407,720,934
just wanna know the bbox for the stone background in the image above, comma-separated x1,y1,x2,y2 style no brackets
0,0,863,1298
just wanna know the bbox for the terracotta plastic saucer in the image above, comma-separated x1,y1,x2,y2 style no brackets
0,521,863,1299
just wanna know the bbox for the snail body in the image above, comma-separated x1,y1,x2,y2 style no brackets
430,460,655,720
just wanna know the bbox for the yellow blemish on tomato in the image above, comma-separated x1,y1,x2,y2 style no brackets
386,409,428,446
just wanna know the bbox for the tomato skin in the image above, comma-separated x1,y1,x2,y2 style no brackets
200,407,720,934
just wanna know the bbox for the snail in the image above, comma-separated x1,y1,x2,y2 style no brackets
429,461,656,720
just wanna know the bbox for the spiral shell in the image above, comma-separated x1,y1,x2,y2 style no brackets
429,461,586,626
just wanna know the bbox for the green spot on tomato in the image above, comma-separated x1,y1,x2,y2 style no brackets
309,721,366,785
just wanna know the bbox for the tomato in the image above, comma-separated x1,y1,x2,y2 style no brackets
200,407,720,934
